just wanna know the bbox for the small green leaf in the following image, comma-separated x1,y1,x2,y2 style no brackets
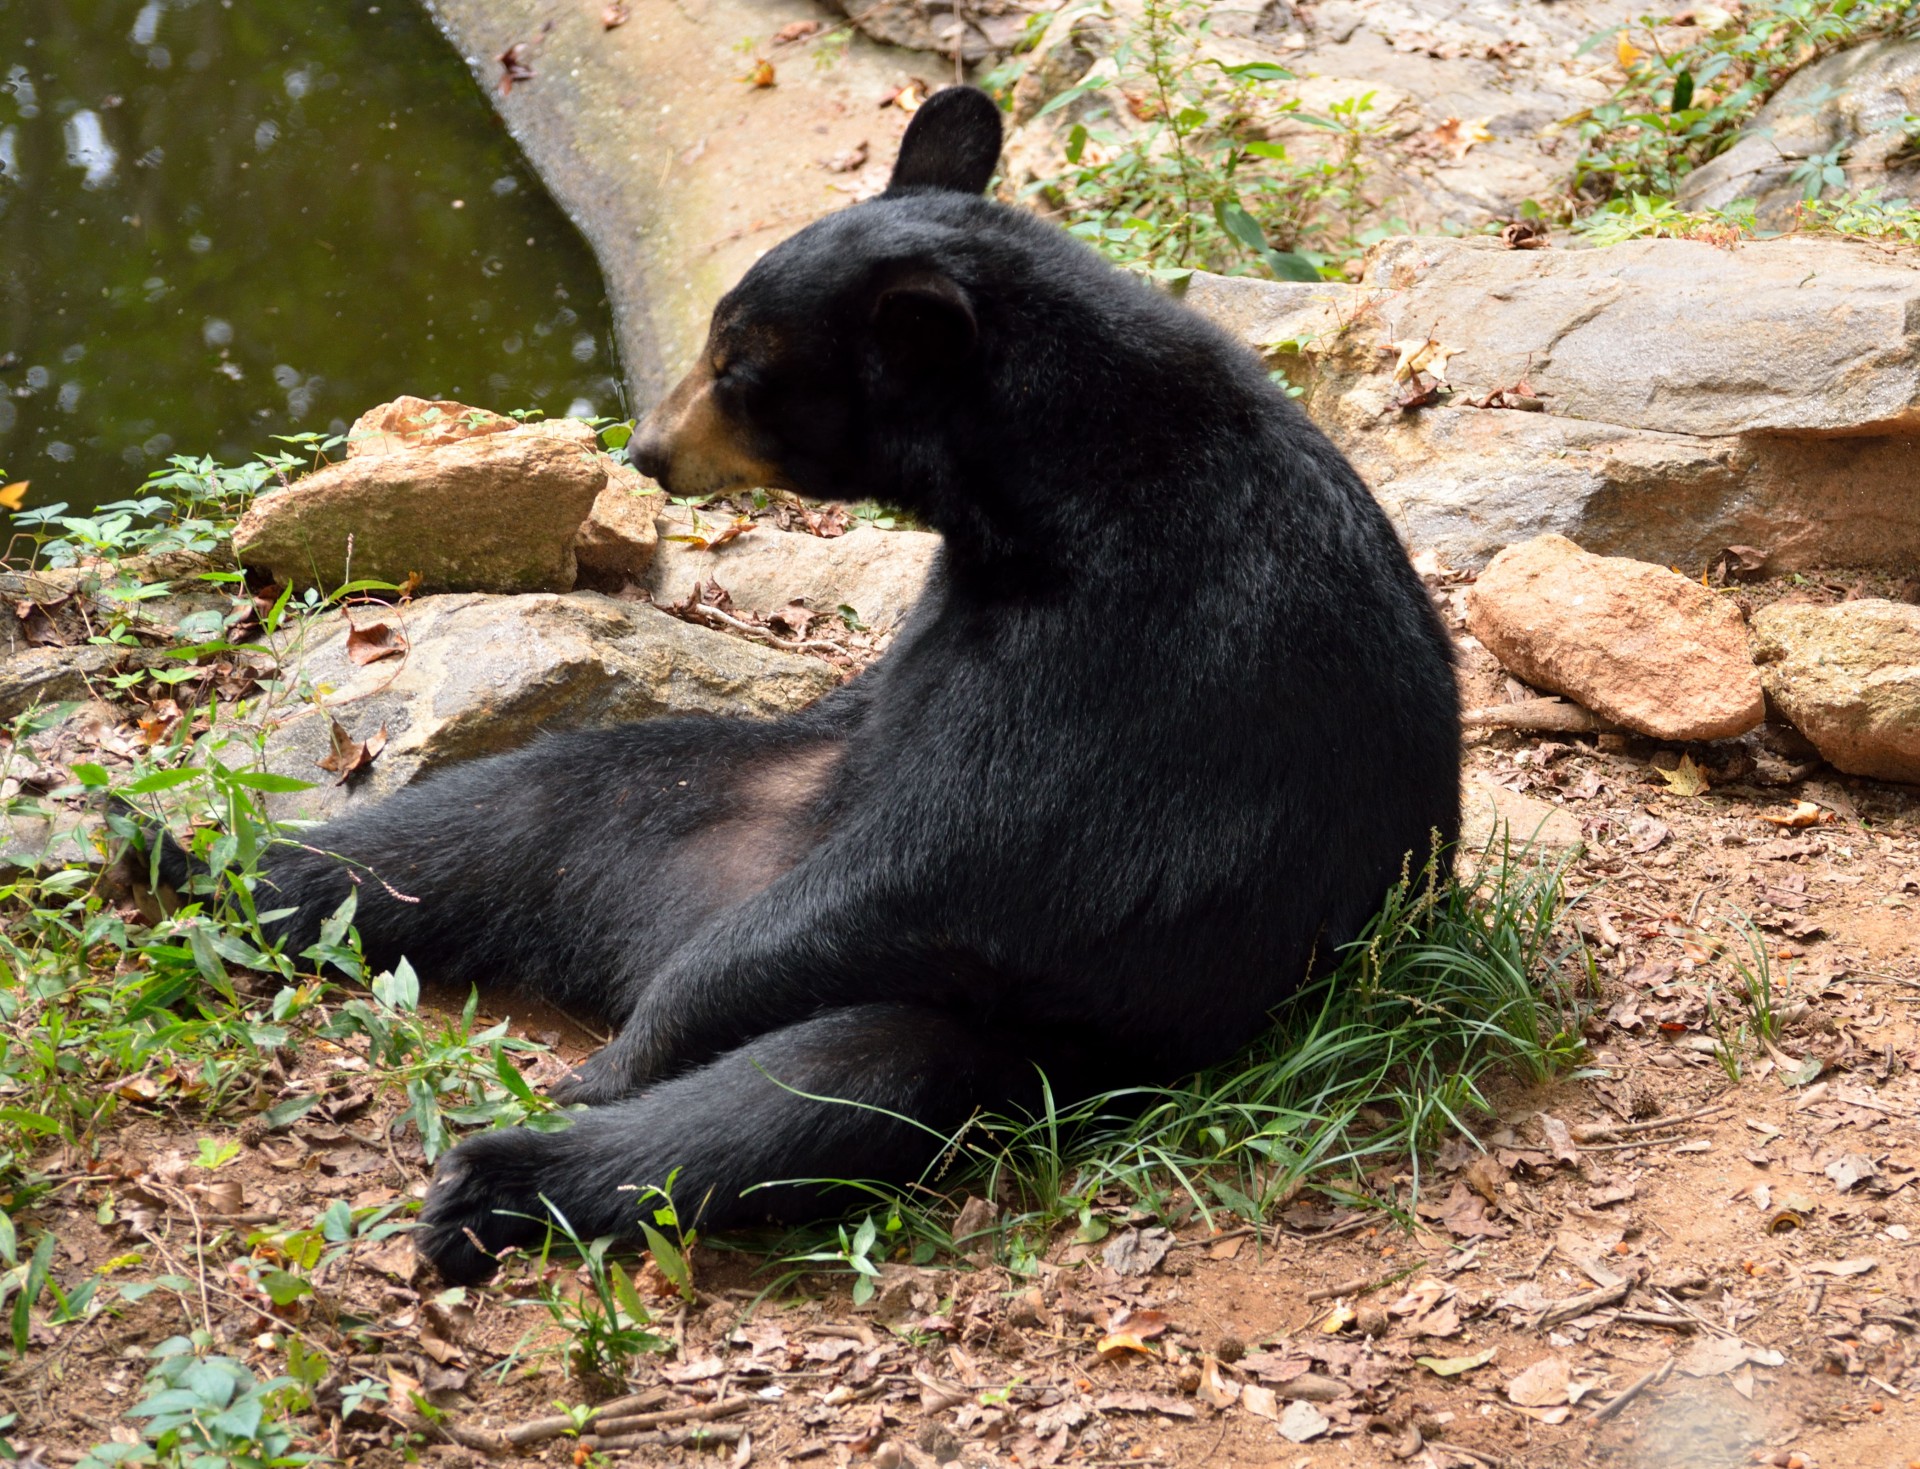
1670,70,1694,113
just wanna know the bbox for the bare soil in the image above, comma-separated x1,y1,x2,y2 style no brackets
6,567,1919,1469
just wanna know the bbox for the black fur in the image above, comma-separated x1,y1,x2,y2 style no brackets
238,88,1459,1283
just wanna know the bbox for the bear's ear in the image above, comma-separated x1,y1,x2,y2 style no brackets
871,270,977,371
884,86,1003,197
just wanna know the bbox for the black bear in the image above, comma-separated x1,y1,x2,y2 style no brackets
202,86,1459,1284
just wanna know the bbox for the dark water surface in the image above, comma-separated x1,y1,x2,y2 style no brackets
0,0,621,514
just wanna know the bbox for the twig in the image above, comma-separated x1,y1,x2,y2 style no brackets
1615,1310,1696,1331
1428,1441,1512,1468
495,1390,671,1447
1533,1277,1631,1330
1654,1288,1741,1339
1572,1136,1700,1152
1306,1261,1426,1303
1171,1225,1257,1251
590,1422,749,1451
675,600,847,653
1570,1102,1731,1142
1589,1358,1672,1422
584,1395,750,1439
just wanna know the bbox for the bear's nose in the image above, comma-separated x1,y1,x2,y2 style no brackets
627,428,670,484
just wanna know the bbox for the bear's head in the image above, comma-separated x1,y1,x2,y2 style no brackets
627,86,1013,513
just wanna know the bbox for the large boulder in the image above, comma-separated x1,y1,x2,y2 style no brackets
1679,38,1920,229
1749,600,1920,784
1464,534,1764,742
259,591,839,822
1183,236,1920,571
233,414,615,596
648,512,939,632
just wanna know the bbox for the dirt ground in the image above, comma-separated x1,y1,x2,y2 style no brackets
5,550,1918,1469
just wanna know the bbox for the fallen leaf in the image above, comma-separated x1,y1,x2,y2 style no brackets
824,140,870,173
601,2,630,27
1616,34,1644,67
1196,1356,1239,1410
1507,1355,1571,1407
316,719,387,785
1276,1400,1330,1443
1418,1346,1497,1376
345,618,408,666
1241,1384,1279,1420
0,481,27,511
1093,1392,1196,1419
1382,336,1463,385
745,58,776,88
1677,1336,1750,1377
1656,754,1710,797
773,18,821,43
1824,1155,1879,1193
1804,1257,1877,1277
665,516,757,552
1103,1226,1174,1277
1760,800,1829,828
1431,115,1494,159
497,42,535,95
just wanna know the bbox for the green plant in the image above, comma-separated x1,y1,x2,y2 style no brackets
1799,184,1920,239
521,1203,671,1387
1571,0,1918,205
1023,0,1395,280
78,1335,317,1468
1571,192,1758,244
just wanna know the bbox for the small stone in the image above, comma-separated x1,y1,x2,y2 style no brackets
1465,534,1764,741
1750,599,1920,783
573,465,666,589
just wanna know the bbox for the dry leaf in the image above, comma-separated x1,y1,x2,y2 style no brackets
0,481,28,511
1431,116,1494,160
345,618,408,666
665,516,757,552
601,2,630,27
1418,1346,1496,1376
1616,34,1644,67
773,18,821,43
745,58,776,88
1507,1355,1571,1407
1656,754,1710,797
1092,1392,1196,1418
1241,1383,1279,1420
316,719,387,785
1276,1400,1330,1443
1804,1257,1878,1276
1382,337,1463,384
1103,1226,1174,1277
1196,1356,1239,1410
1760,800,1829,828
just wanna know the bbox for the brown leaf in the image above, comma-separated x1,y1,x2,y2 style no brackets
316,719,387,785
345,618,408,666
601,2,630,28
497,43,535,95
773,18,821,43
1102,1226,1175,1277
1092,1392,1196,1419
1506,1355,1571,1407
824,140,871,173
1195,1356,1239,1410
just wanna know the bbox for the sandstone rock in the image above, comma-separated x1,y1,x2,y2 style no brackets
1679,38,1920,229
574,466,667,590
1459,774,1585,859
1749,600,1920,784
648,512,939,631
1182,237,1920,570
345,396,517,457
1464,534,1764,742
259,591,838,822
233,417,613,595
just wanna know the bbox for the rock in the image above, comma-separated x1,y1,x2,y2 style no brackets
0,646,130,722
574,467,667,590
258,591,839,822
815,0,1037,64
233,415,614,595
1464,535,1764,742
648,513,939,631
346,396,517,457
1,808,105,875
1749,600,1920,784
1679,38,1920,229
1459,775,1585,859
1182,236,1920,570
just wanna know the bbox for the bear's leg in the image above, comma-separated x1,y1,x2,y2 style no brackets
413,1003,1043,1284
241,701,857,1020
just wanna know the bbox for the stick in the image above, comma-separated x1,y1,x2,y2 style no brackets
500,1390,671,1447
1570,1103,1731,1143
585,1396,750,1439
1590,1358,1672,1422
1534,1277,1631,1330
1305,1261,1426,1303
589,1422,749,1451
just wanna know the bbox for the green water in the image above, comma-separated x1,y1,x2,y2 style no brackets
0,0,621,516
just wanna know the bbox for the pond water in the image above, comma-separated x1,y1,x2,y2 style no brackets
0,0,622,517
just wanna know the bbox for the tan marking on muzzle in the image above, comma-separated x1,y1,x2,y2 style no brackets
637,359,790,497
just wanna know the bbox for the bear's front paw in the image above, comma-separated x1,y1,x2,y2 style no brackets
414,1130,556,1285
549,1037,654,1106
